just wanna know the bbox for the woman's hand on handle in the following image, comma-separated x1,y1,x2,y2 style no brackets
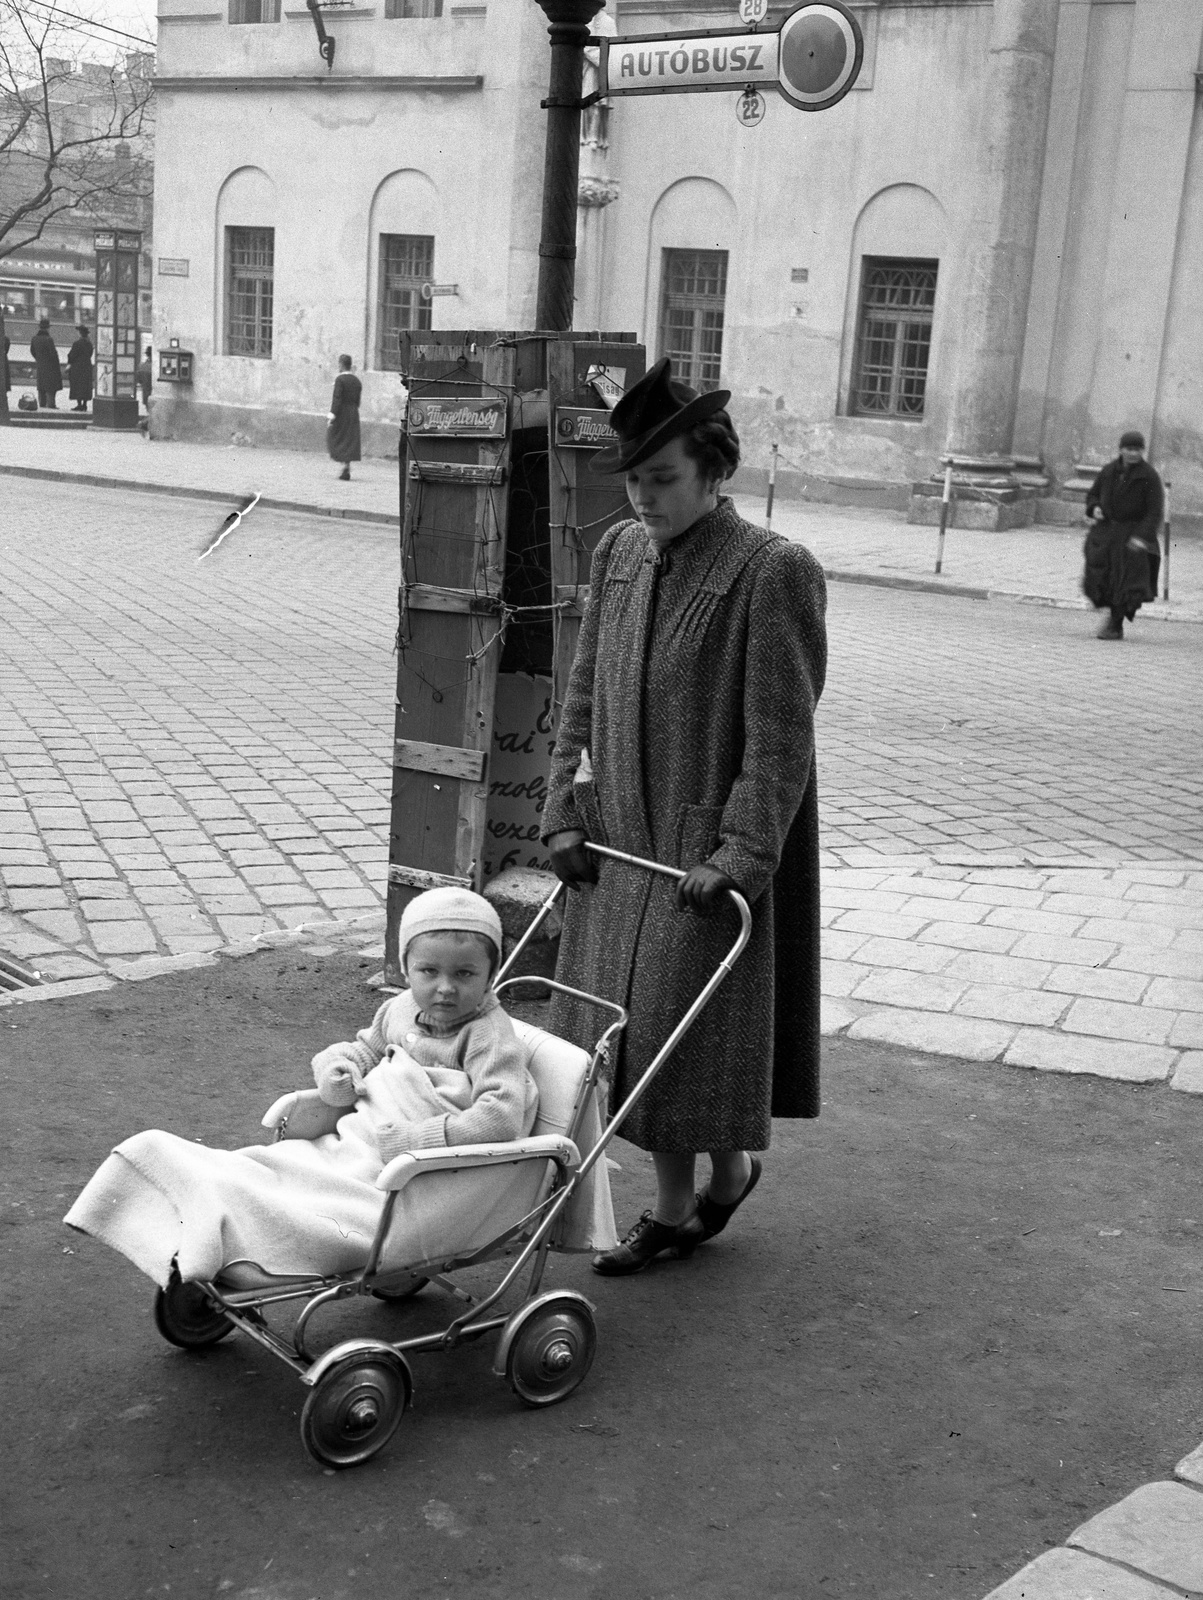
676,863,738,914
547,830,598,891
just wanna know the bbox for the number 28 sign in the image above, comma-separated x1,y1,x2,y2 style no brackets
595,0,863,113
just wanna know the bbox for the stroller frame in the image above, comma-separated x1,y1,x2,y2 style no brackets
151,844,751,1468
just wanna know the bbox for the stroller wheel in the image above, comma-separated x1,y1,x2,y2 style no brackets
153,1276,234,1350
301,1350,412,1469
506,1296,597,1408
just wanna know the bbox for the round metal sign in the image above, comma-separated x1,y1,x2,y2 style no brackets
776,0,863,112
736,88,766,126
737,0,768,23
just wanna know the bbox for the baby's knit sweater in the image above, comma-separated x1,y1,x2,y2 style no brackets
311,991,537,1165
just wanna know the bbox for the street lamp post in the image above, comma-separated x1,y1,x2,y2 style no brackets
534,0,604,332
0,310,9,424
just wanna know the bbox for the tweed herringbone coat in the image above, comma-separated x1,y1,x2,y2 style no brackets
541,497,827,1152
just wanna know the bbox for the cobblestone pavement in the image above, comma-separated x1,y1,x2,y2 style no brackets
0,480,396,984
2,474,1202,1097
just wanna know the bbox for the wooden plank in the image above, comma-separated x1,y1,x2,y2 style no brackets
407,460,507,486
387,333,516,985
394,738,486,782
388,863,473,892
402,583,503,615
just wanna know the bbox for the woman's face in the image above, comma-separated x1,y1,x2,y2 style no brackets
624,435,718,546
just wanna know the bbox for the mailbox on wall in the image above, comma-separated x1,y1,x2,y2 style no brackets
158,346,194,383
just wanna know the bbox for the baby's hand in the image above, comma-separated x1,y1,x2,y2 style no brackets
327,1061,366,1094
312,1044,368,1103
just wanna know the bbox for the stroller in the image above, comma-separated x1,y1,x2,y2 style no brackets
145,844,750,1469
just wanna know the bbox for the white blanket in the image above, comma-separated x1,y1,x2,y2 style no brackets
64,1086,618,1289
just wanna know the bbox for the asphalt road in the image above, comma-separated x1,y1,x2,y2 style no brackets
5,946,1203,1600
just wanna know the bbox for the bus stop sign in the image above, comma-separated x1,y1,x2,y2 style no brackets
597,0,863,113
777,1,862,110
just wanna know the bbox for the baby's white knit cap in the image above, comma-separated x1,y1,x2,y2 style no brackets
398,886,503,967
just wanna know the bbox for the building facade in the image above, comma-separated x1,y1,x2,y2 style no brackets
148,0,1203,514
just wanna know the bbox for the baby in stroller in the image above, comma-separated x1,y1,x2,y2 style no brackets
65,888,539,1291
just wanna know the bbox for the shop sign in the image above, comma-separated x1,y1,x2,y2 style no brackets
158,258,190,277
405,396,507,438
555,407,618,449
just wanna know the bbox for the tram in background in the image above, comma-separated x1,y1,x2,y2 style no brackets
1,277,97,387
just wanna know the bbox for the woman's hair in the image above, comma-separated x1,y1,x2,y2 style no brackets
681,411,741,485
338,353,353,370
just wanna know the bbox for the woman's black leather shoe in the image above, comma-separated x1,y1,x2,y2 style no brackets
682,1156,763,1245
592,1210,696,1275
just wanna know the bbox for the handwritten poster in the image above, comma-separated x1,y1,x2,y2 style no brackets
483,672,556,879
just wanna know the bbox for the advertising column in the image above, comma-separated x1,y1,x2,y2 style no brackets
92,227,142,430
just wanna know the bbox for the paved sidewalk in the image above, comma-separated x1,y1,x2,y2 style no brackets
984,1443,1203,1599
819,857,1203,1097
0,421,399,525
728,493,1203,624
2,424,1201,615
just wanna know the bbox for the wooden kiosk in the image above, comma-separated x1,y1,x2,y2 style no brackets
383,330,645,987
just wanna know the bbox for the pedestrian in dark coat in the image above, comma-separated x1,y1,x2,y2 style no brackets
1083,431,1163,640
30,318,62,408
541,357,828,1276
67,326,94,410
327,354,362,480
137,346,153,411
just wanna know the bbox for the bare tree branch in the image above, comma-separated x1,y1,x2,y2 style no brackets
0,0,153,263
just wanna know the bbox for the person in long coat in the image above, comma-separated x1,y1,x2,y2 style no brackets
541,357,828,1275
67,325,94,411
1083,430,1163,640
30,317,62,408
327,353,362,481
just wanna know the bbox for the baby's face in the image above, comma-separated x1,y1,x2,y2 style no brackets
406,932,493,1024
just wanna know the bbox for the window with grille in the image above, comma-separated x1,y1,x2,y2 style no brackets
659,248,727,393
225,227,274,358
229,0,280,20
377,234,433,370
850,258,938,418
384,0,442,16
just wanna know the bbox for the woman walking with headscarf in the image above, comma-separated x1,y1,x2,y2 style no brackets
541,358,828,1275
327,354,362,481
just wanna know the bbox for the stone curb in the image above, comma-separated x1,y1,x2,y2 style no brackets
0,909,388,1007
980,1447,1203,1598
823,567,1203,624
0,462,397,528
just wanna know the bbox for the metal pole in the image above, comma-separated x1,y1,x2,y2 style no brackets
0,310,9,425
765,442,778,534
534,0,604,332
1163,478,1171,602
935,459,953,574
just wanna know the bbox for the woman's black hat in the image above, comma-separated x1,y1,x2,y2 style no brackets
590,356,731,474
1119,430,1145,450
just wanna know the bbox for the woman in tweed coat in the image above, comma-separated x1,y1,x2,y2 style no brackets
541,358,827,1275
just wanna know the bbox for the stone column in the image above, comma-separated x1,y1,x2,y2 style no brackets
943,0,1060,467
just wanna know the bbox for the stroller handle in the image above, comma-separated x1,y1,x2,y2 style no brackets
493,842,753,989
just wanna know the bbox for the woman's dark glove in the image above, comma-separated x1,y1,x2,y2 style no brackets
547,830,598,891
676,863,738,913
